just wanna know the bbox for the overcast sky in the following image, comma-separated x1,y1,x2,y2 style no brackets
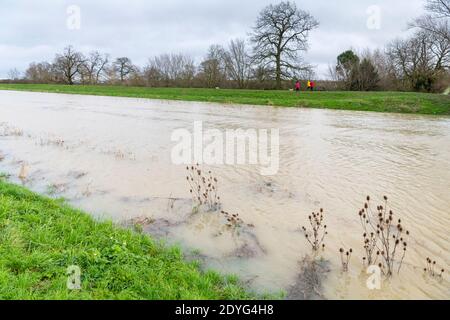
0,0,426,79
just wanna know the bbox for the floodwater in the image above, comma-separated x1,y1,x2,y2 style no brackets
0,90,449,300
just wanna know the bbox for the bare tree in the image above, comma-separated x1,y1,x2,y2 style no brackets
25,62,56,83
387,30,450,91
53,46,85,85
223,39,252,89
113,57,135,83
411,0,450,41
251,1,319,89
7,68,21,81
145,53,195,86
81,51,109,84
198,45,227,88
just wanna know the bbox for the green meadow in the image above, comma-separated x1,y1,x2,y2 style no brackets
1,84,449,115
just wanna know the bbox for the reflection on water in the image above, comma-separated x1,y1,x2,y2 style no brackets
0,90,449,299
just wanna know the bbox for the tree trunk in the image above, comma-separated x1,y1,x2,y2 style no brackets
275,53,282,90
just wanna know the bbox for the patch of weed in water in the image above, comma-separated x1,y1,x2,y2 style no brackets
339,248,353,272
186,164,221,212
424,257,445,279
358,196,409,276
301,208,328,252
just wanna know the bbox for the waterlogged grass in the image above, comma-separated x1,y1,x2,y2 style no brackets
1,84,449,115
0,179,256,300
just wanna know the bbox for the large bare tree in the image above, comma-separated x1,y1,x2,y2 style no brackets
251,1,319,89
53,46,85,85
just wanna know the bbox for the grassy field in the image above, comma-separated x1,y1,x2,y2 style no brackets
0,178,256,300
0,83,449,115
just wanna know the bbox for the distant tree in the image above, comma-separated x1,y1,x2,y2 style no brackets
387,30,449,91
336,50,360,86
25,62,56,83
223,39,252,88
356,58,380,91
251,1,319,89
53,46,85,85
335,50,380,91
81,51,109,84
127,66,145,86
198,45,226,88
7,68,21,81
145,54,195,86
113,57,135,83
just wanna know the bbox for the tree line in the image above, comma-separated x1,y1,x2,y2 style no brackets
7,0,450,92
329,0,450,92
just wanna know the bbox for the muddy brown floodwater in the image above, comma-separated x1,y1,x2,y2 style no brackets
0,90,449,299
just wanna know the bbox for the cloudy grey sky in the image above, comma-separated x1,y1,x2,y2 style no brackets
0,0,425,79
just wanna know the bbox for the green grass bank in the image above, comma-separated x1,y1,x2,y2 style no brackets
0,179,255,300
0,84,449,115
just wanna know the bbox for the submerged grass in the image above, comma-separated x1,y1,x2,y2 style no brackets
0,84,449,115
0,179,256,300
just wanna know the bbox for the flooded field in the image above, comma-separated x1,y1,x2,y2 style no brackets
0,90,449,299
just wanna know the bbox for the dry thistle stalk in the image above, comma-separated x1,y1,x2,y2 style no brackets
186,164,221,212
221,210,244,233
301,208,328,252
424,258,445,278
359,196,409,276
339,248,353,272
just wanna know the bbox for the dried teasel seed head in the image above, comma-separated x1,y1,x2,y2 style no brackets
367,196,370,201
340,248,344,253
384,195,388,201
